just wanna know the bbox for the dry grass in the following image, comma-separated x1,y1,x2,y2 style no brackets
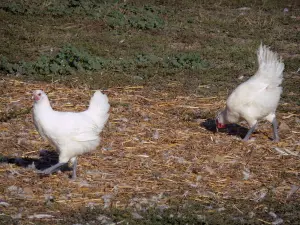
0,78,299,223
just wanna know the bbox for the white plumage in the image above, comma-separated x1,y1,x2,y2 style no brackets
216,44,284,141
32,90,110,178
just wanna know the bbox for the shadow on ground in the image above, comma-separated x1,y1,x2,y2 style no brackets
0,150,70,172
201,118,250,139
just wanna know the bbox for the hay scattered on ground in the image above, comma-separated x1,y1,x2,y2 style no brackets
0,78,299,222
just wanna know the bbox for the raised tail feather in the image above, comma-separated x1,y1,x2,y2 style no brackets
256,44,284,86
87,91,110,131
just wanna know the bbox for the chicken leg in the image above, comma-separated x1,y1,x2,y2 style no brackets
272,118,279,142
243,123,257,141
71,157,77,179
38,162,68,175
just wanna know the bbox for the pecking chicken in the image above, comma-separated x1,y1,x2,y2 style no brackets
32,90,110,179
216,44,284,141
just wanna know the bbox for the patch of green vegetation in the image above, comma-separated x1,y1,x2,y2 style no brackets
48,0,101,17
0,45,208,82
0,0,299,104
164,52,209,70
0,0,104,17
106,4,164,30
0,45,108,77
0,1,165,30
196,0,298,10
110,52,208,72
57,198,300,225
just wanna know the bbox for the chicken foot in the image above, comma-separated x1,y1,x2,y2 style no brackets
38,162,68,176
38,158,78,179
243,123,257,141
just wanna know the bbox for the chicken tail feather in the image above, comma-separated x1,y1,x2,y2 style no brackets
87,91,110,131
256,44,284,86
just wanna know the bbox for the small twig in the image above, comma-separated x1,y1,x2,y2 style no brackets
233,204,244,214
257,218,272,224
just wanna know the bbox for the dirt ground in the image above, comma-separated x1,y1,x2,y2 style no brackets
0,78,299,224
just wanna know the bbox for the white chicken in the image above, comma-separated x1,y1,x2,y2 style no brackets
32,90,110,179
216,44,284,141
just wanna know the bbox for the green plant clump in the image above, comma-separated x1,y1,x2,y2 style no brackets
164,52,209,70
106,4,164,30
0,49,208,78
0,0,102,16
0,45,107,76
0,1,165,30
111,52,208,71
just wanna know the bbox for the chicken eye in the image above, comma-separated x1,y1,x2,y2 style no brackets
38,93,42,96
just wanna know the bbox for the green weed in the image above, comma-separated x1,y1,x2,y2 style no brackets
0,46,208,80
106,4,164,30
0,45,108,77
0,1,165,30
164,52,209,70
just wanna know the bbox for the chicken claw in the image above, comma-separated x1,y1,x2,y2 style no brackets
37,162,68,176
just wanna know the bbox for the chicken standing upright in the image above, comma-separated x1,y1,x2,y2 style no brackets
216,44,284,141
32,90,110,179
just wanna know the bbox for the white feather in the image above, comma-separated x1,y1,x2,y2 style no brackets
218,44,284,128
33,90,110,163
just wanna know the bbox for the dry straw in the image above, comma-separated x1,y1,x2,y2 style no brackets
0,78,299,216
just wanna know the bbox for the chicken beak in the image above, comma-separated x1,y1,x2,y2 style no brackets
32,94,40,101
